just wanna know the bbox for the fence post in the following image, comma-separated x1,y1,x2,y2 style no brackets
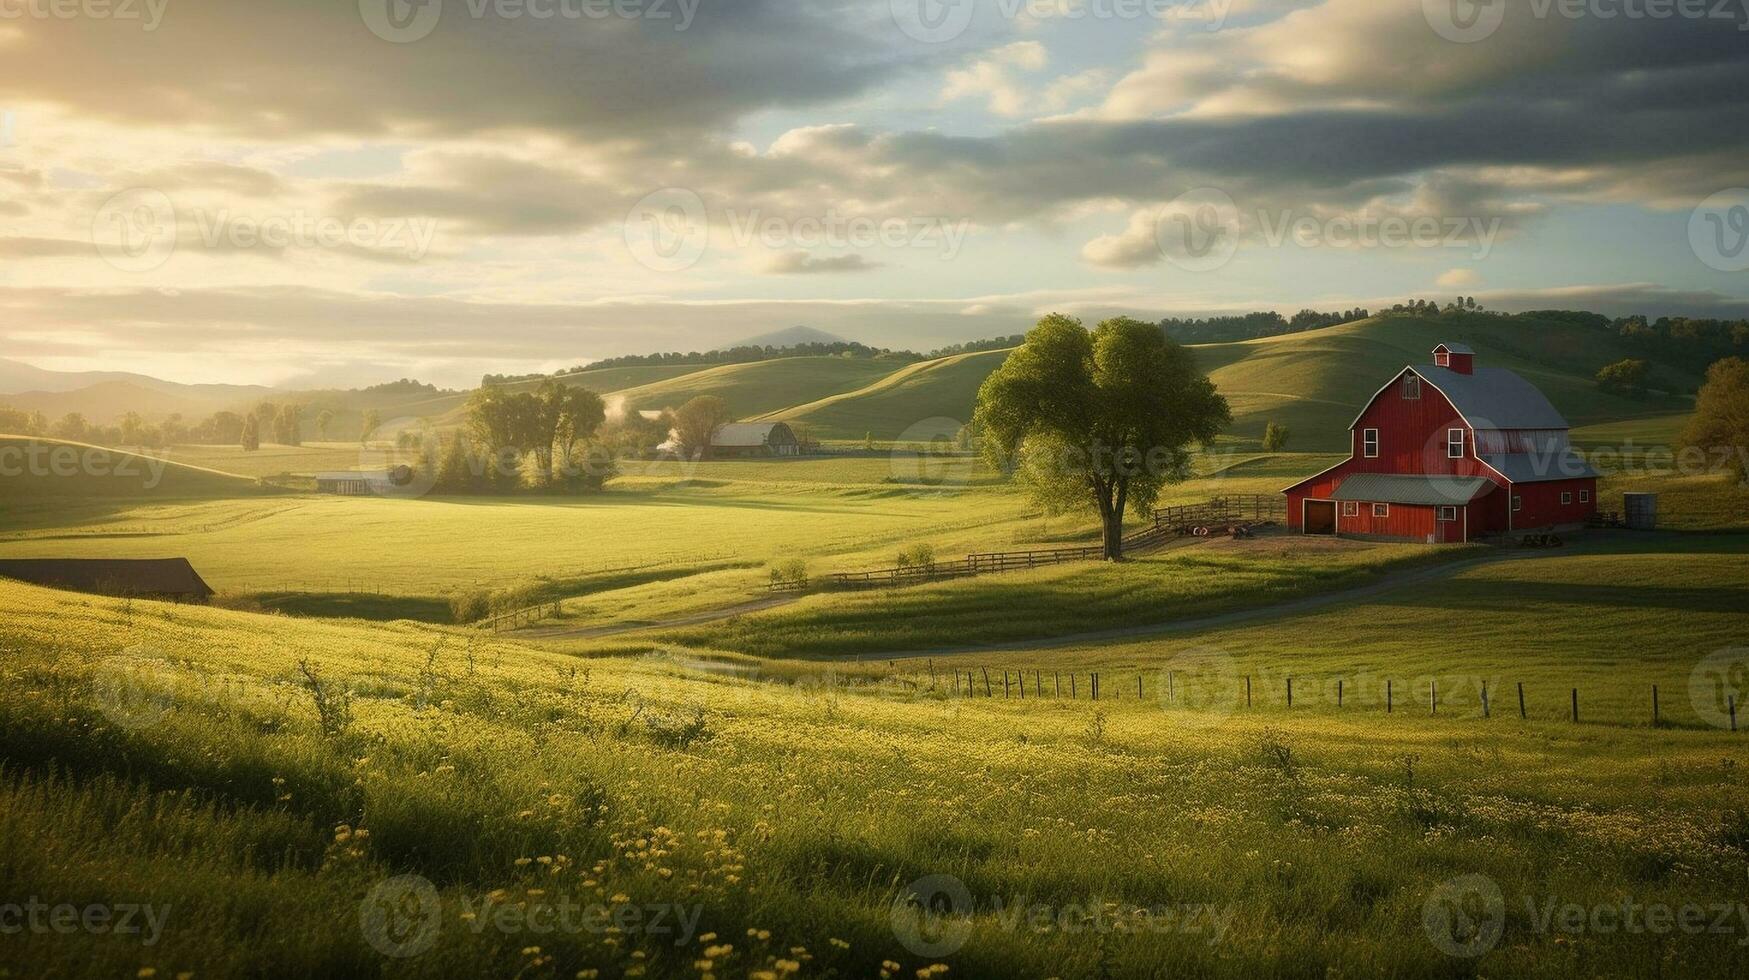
1571,688,1578,724
928,659,937,690
1055,672,1060,697
1337,679,1343,708
1093,672,1100,701
1018,672,1025,699
1137,674,1143,699
983,669,992,697
1168,670,1175,703
1036,671,1042,698
1286,677,1292,708
1518,682,1526,720
1245,675,1251,708
1387,679,1393,714
1431,680,1438,717
1003,672,1010,699
1071,674,1077,699
1732,695,1738,732
1652,684,1659,726
1482,680,1489,719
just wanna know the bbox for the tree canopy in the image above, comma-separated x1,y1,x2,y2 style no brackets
1683,357,1749,484
974,314,1230,559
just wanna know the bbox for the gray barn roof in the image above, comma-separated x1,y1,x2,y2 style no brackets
1480,452,1600,483
1415,366,1571,430
1333,474,1495,505
0,558,215,598
711,422,795,447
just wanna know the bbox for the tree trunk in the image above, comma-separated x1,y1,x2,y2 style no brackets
1102,514,1124,561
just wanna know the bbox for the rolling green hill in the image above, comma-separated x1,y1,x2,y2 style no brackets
1196,313,1699,450
0,437,265,500
612,356,907,420
753,348,1013,441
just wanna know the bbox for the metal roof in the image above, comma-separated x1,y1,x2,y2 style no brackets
0,557,215,597
1332,473,1495,505
1480,451,1600,483
1417,366,1571,430
711,422,793,447
1434,343,1475,354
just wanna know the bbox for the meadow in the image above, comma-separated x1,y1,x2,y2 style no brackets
2,312,1745,979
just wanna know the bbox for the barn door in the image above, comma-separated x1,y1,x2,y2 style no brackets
1304,500,1336,535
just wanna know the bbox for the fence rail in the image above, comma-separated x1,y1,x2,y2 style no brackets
1153,494,1285,531
476,601,563,632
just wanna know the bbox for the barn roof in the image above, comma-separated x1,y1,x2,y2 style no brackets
0,557,215,598
1433,343,1475,354
1415,366,1571,430
1480,451,1600,483
711,422,792,447
1333,474,1495,505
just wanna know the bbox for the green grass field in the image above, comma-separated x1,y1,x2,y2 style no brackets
3,322,1745,979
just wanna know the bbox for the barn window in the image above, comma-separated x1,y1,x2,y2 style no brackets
1403,375,1421,399
1512,495,1522,512
1561,491,1572,505
1438,506,1457,521
1363,428,1379,458
1580,490,1590,503
1447,428,1465,459
1342,501,1358,517
1372,503,1388,518
1434,350,1450,367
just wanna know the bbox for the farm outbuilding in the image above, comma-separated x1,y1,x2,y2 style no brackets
710,422,801,458
0,557,215,602
1283,344,1599,543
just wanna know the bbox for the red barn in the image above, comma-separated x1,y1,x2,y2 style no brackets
1282,343,1598,543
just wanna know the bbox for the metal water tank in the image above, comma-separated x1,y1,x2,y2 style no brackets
1623,492,1658,530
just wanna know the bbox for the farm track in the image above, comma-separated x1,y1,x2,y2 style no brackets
517,593,805,640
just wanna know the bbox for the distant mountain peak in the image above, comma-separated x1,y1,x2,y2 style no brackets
731,326,849,348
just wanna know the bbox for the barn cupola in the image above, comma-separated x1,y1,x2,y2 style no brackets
1432,343,1475,375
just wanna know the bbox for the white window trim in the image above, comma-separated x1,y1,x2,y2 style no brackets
1438,505,1457,522
1447,427,1465,459
1561,491,1572,505
1403,376,1421,400
1512,495,1522,512
1580,490,1590,503
1342,501,1359,517
1372,503,1389,518
1434,351,1450,367
1363,428,1379,458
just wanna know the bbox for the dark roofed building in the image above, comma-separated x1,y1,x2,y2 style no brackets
709,422,801,458
0,558,216,602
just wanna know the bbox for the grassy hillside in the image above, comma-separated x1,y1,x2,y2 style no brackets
3,561,1747,978
1198,313,1699,450
612,356,906,421
756,349,1012,441
0,436,264,501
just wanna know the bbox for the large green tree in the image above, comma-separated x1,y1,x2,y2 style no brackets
974,314,1229,559
672,395,732,460
1683,357,1749,484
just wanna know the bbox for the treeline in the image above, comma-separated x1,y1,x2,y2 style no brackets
927,335,1026,358
0,400,357,450
421,379,618,494
1158,308,1370,344
1381,302,1749,376
484,341,922,385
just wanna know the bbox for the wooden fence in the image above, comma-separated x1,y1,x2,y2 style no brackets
476,601,563,632
806,496,1281,592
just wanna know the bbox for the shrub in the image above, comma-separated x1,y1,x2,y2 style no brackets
449,589,491,624
895,543,936,572
768,558,808,589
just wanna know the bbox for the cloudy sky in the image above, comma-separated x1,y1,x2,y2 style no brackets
2,0,1747,387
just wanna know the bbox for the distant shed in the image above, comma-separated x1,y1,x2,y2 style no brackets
0,558,215,602
710,422,801,458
